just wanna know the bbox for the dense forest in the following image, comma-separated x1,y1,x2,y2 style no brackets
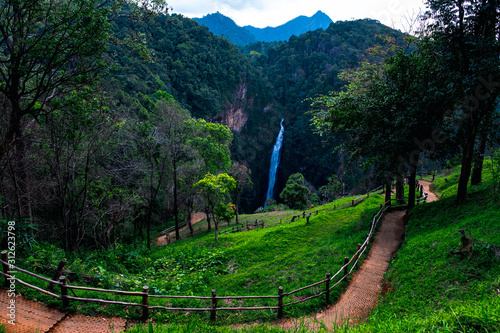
0,0,499,255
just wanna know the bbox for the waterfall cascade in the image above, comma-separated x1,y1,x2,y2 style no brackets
265,119,285,205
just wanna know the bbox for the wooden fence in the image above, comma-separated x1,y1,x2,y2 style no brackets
416,180,429,204
219,185,385,236
0,201,390,321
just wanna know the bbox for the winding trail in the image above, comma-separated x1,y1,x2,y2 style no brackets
276,210,406,331
156,212,206,246
0,185,438,332
276,181,438,330
420,180,439,202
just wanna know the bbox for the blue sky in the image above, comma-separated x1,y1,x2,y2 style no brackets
170,0,427,32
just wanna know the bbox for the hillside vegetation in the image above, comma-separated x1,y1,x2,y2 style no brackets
120,163,500,332
14,193,382,326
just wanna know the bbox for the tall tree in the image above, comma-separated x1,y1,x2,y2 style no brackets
311,48,451,209
194,173,236,242
0,0,169,220
228,162,252,225
423,0,500,203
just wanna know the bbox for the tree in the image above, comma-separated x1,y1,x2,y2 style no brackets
194,173,236,242
228,162,252,225
279,173,311,210
423,0,500,203
0,0,169,220
187,119,233,174
311,48,452,209
155,97,192,240
319,175,342,203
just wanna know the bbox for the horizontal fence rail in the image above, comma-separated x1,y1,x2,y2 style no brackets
0,187,409,322
219,185,385,236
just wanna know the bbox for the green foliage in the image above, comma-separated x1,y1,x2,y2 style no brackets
350,168,500,332
279,173,312,210
188,119,233,174
16,193,381,325
0,218,38,252
319,175,343,203
245,19,407,195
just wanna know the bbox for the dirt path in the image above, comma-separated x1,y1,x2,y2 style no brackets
156,212,207,246
276,182,439,330
419,180,439,202
0,185,439,332
276,210,406,330
0,291,126,333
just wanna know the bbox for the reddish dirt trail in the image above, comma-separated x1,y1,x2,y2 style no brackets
156,212,207,246
276,183,439,330
0,186,439,332
276,210,406,331
419,180,439,202
0,291,126,333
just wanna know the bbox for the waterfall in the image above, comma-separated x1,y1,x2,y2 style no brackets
265,119,285,204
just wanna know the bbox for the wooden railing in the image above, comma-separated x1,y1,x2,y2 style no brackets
0,201,388,322
219,185,385,236
416,180,429,204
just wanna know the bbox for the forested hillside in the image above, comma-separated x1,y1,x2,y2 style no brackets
243,19,407,199
104,14,406,211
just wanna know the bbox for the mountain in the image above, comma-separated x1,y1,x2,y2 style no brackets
244,11,333,43
107,14,406,211
193,12,257,46
194,11,333,45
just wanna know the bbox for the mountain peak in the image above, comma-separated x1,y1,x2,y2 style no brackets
194,11,333,45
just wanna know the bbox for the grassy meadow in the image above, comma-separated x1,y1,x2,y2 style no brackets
9,160,500,332
126,162,500,332
14,192,383,326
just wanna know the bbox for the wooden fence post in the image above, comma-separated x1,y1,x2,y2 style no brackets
351,199,354,206
1,251,9,287
325,273,331,304
48,260,66,291
278,286,284,319
211,289,217,321
142,286,149,320
354,244,361,263
60,276,69,309
343,257,349,278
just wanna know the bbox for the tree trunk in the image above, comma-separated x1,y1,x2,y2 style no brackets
205,207,211,231
187,213,194,237
385,179,392,207
213,212,219,242
457,129,476,204
173,159,180,240
408,167,417,209
471,133,487,186
408,152,420,209
235,195,240,226
396,176,405,204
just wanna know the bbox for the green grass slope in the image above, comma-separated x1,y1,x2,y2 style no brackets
15,194,383,327
351,166,500,332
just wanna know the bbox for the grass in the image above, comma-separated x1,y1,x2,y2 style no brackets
125,163,500,332
348,164,500,332
12,192,383,326
12,162,499,332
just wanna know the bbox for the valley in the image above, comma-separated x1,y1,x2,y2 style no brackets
0,1,499,332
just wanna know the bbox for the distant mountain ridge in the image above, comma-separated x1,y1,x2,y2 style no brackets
193,11,333,45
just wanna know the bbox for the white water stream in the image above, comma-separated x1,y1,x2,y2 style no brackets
265,119,284,204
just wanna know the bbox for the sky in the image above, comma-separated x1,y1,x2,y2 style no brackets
170,0,428,32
